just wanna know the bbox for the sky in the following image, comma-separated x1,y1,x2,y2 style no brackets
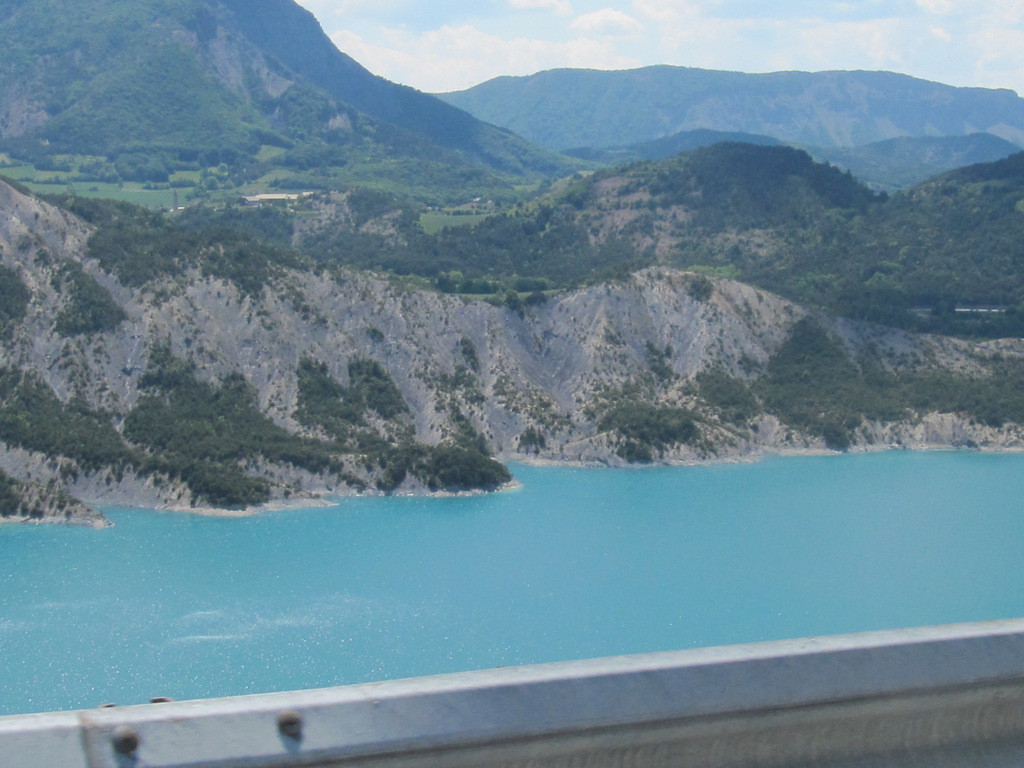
293,0,1024,95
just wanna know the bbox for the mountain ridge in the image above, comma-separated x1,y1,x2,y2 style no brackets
439,65,1024,151
807,132,1023,191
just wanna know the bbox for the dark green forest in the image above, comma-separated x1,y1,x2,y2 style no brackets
246,144,1024,338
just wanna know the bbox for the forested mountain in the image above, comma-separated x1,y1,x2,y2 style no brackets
0,0,573,200
277,143,1024,338
440,66,1024,152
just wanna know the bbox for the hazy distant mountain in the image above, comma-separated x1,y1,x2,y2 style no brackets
440,66,1024,152
808,133,1023,191
0,0,570,189
564,128,1021,192
563,128,783,165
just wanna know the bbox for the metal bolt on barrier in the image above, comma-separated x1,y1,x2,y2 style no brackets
112,724,140,756
277,709,303,741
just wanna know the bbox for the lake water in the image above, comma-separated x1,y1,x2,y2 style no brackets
2,451,1024,716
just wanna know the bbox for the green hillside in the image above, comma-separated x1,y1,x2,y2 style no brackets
289,144,876,288
274,143,1024,338
0,0,575,203
440,66,1024,152
550,128,1021,193
18,173,1024,484
1,0,251,155
568,145,1024,336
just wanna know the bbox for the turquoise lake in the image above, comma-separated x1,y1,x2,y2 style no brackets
2,451,1024,716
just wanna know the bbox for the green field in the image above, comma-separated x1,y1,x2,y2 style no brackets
1,171,178,208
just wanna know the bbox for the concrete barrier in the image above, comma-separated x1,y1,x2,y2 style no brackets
3,619,1024,768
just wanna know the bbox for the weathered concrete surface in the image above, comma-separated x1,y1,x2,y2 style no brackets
3,620,1024,767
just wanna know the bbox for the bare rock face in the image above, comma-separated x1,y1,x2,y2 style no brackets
0,179,90,257
1,178,1023,523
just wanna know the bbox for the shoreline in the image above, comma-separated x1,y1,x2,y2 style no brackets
124,478,526,518
113,444,1023,519
517,440,1024,471
161,495,340,518
9,442,1021,525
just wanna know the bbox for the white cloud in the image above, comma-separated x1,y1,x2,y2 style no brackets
626,0,692,24
992,0,1024,23
967,25,1024,92
629,2,755,63
508,0,574,14
797,19,912,69
298,0,404,14
570,8,644,35
624,3,947,77
330,26,640,92
914,0,1023,21
630,0,698,25
915,0,955,14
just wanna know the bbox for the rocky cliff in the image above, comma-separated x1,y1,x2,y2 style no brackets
2,179,1022,524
